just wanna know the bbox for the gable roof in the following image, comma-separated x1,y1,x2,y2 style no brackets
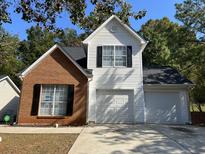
83,15,147,44
19,44,92,78
0,75,20,94
143,66,193,85
61,47,87,68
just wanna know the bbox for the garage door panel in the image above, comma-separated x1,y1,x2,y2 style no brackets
145,92,181,124
96,90,133,123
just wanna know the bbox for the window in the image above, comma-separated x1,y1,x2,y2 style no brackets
115,46,127,67
102,46,127,67
102,46,114,67
39,85,68,116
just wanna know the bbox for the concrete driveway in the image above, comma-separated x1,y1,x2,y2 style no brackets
69,124,205,154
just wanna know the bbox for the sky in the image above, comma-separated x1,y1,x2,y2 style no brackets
3,0,184,40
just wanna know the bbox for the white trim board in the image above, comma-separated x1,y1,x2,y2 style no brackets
83,15,147,45
19,44,91,78
0,76,20,94
144,84,194,90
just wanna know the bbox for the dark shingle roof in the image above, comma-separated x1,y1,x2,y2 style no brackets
143,66,193,85
61,46,93,77
0,75,7,80
62,47,87,69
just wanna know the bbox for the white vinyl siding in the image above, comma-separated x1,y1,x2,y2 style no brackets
39,85,68,116
0,79,19,121
87,18,145,123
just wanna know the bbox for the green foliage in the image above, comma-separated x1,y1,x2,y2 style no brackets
0,1,146,32
58,28,82,47
76,0,146,33
18,26,56,67
15,0,86,30
0,27,22,86
139,17,196,68
188,45,205,104
175,0,205,107
0,0,11,24
140,17,205,106
0,25,82,86
175,0,205,38
18,26,82,67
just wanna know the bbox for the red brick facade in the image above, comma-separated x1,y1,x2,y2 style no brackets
18,48,88,126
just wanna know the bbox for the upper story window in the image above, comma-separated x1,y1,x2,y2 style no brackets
97,45,132,68
102,46,127,67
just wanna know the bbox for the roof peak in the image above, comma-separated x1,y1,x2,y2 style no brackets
0,75,20,94
19,44,91,78
83,15,147,44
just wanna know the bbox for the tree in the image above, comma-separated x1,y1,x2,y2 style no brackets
175,0,205,39
0,1,146,33
0,26,21,85
58,28,82,47
186,44,205,111
175,0,205,110
140,17,205,111
0,0,11,24
14,0,86,30
18,26,82,67
74,0,146,33
18,26,57,67
139,17,196,68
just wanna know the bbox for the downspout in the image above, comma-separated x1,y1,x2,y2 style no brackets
86,77,93,124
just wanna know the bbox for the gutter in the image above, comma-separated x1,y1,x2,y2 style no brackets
144,83,195,89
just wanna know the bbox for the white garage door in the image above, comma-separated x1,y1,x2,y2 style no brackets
96,90,133,123
145,92,182,124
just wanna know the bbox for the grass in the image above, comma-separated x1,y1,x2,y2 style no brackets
190,103,205,112
0,133,78,154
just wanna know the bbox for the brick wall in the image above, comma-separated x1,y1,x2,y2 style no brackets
18,48,88,126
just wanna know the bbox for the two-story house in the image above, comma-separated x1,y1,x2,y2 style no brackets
18,15,192,126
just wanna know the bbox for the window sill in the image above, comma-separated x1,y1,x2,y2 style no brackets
101,66,128,68
37,116,66,119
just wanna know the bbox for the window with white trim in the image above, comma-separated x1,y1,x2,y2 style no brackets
102,45,127,67
39,85,68,116
102,46,114,67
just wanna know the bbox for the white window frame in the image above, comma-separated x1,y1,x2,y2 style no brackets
102,46,114,67
38,85,68,116
102,45,127,68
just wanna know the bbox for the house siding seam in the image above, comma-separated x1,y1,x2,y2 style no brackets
18,48,87,126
